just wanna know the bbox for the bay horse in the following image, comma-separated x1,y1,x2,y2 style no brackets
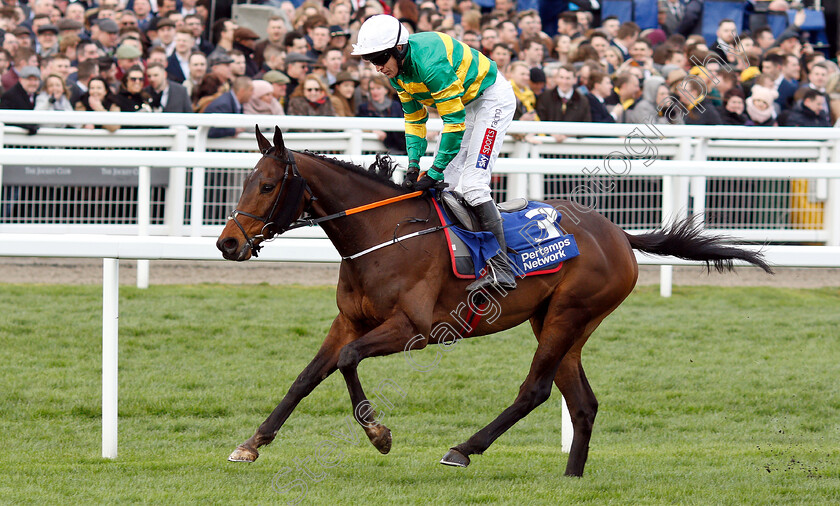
216,126,771,476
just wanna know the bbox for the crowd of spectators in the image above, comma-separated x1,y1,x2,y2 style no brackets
1,0,838,149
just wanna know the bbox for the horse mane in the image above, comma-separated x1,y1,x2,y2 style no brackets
302,151,409,192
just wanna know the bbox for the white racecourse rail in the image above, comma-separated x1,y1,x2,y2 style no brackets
2,112,840,460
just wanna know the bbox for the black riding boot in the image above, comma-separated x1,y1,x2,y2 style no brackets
466,201,517,292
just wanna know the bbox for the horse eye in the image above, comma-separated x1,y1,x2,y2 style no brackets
260,183,276,194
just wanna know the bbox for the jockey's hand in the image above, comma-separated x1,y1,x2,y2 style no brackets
413,174,447,192
403,168,420,188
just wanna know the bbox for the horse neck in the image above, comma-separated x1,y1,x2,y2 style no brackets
295,153,413,255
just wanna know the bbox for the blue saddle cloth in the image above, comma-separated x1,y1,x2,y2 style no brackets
433,196,580,279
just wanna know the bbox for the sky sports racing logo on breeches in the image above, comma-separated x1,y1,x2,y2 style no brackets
476,128,497,170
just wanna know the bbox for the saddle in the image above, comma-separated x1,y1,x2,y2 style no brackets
438,190,528,232
432,191,580,280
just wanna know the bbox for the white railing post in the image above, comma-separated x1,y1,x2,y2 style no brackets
136,166,151,288
0,123,5,218
507,139,530,200
191,126,209,237
527,143,544,201
690,137,707,223
826,139,840,246
561,395,573,453
348,129,364,156
164,125,189,236
102,258,119,459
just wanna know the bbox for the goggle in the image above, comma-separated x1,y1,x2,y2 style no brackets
362,21,402,68
363,50,392,67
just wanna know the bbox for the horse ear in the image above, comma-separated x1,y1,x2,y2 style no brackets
256,125,271,154
273,126,286,154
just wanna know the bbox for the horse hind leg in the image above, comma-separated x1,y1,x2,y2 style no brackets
441,312,587,467
554,352,598,477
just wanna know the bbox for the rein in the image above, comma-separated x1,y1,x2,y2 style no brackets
229,149,434,259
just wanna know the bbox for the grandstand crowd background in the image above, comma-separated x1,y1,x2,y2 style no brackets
0,0,838,150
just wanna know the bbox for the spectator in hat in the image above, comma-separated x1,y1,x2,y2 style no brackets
204,75,254,138
93,18,120,57
56,18,83,39
207,52,234,86
11,27,33,53
35,23,59,57
183,51,206,96
1,48,37,92
243,78,283,116
114,43,143,81
263,69,290,108
329,70,358,117
233,26,259,77
328,24,349,51
745,84,778,126
254,15,287,69
153,17,177,56
167,28,195,83
283,51,312,100
0,65,41,134
145,61,193,112
356,74,405,154
529,67,546,97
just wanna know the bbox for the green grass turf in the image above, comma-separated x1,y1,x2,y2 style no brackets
0,283,838,504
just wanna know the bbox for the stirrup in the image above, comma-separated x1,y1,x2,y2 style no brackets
466,259,517,292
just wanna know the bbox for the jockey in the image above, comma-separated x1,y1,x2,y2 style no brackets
352,14,517,292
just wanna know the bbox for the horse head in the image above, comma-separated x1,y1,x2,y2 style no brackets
216,125,309,261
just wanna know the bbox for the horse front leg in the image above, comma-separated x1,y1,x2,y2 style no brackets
336,312,418,455
228,314,358,462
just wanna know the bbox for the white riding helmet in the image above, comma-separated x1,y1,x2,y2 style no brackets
351,14,409,56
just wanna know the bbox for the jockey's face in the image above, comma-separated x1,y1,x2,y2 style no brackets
373,53,399,79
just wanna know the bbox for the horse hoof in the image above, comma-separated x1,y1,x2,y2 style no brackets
371,426,392,454
440,448,470,467
228,444,259,462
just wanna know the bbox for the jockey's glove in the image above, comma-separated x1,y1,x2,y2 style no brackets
413,174,447,192
403,168,420,188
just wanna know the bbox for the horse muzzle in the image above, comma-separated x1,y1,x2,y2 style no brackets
216,235,253,262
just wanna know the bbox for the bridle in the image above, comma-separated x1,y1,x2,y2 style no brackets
228,147,310,257
228,149,434,259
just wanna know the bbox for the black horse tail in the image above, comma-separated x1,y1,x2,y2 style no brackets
625,216,774,274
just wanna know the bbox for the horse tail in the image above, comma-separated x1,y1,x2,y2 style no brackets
625,216,774,274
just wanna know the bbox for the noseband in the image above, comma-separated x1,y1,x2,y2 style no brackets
228,148,309,257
